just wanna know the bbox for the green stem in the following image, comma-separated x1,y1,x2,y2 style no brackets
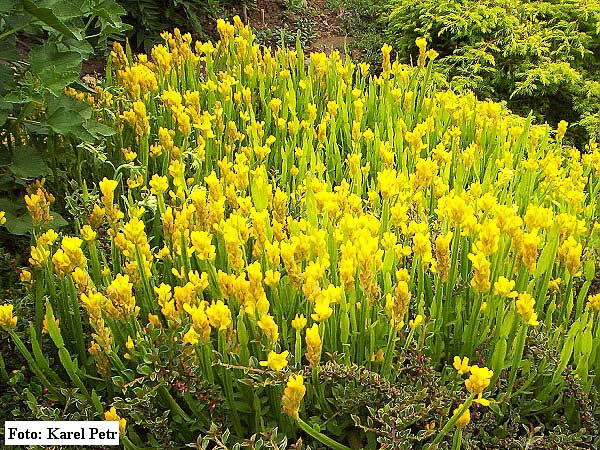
429,394,474,448
451,428,463,450
297,418,352,450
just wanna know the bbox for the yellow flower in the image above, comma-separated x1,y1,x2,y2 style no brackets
191,231,216,261
0,304,17,329
493,276,517,298
468,251,491,293
548,278,562,294
291,314,307,331
149,175,169,195
20,269,32,283
99,178,119,205
0,210,6,225
453,356,471,375
183,327,201,345
305,324,322,367
557,120,568,141
282,374,306,420
257,314,279,344
148,313,161,328
206,300,232,331
587,293,600,312
371,349,385,363
381,43,392,72
415,37,427,67
454,404,471,428
260,350,289,371
311,296,333,322
38,229,58,247
106,274,139,320
81,225,97,241
413,232,432,264
465,365,493,395
104,407,127,434
515,292,539,326
409,314,423,329
558,236,582,276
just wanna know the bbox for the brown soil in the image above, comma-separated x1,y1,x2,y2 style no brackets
233,0,352,54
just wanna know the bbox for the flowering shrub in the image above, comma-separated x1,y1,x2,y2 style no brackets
2,17,600,448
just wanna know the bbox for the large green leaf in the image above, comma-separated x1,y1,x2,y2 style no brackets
0,198,68,235
29,44,83,94
9,145,52,179
84,119,116,138
22,0,79,40
44,95,93,138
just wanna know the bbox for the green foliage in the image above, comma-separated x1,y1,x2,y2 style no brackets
384,0,600,143
0,0,128,235
119,0,224,51
334,0,387,69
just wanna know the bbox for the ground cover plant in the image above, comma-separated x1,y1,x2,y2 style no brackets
1,15,600,450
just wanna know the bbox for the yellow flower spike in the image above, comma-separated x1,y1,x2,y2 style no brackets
0,303,18,330
493,276,517,298
269,98,282,116
264,269,281,287
0,210,6,225
259,350,289,371
206,300,232,331
586,293,600,312
20,269,32,283
190,231,216,261
305,324,322,367
52,249,72,278
515,292,539,326
453,356,471,375
149,175,169,195
106,274,139,320
291,314,307,331
81,225,97,241
311,296,333,322
183,327,200,345
99,178,119,205
558,236,583,276
104,407,126,435
38,229,58,246
453,404,471,427
467,251,491,293
88,205,105,227
409,314,423,329
363,128,375,143
548,278,562,294
465,365,493,395
123,217,147,246
257,314,279,344
557,120,568,141
282,374,306,420
415,37,428,67
148,313,161,328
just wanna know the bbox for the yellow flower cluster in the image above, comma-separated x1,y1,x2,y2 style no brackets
21,19,600,434
0,304,17,329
